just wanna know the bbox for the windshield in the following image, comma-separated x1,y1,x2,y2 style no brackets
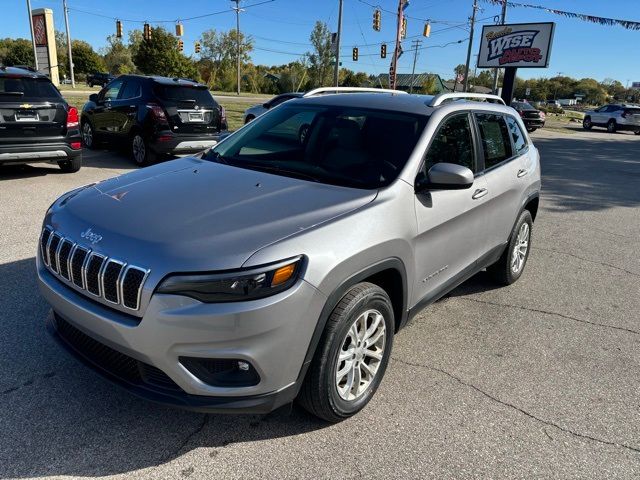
204,104,428,189
153,84,216,105
0,77,62,101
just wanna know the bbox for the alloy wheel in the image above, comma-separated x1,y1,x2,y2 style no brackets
132,135,146,165
82,122,93,147
335,309,386,401
511,222,530,274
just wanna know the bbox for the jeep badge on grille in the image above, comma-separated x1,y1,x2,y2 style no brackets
80,227,103,245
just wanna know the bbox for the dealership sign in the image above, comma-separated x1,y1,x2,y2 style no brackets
478,22,555,69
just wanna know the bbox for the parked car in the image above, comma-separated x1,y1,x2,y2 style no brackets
39,90,540,422
244,92,303,123
0,66,82,172
86,72,115,88
80,75,228,165
583,104,640,134
511,101,545,132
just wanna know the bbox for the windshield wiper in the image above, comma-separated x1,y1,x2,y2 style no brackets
243,163,322,183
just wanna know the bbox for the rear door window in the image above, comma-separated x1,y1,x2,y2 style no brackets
475,113,513,169
424,113,475,172
506,116,527,155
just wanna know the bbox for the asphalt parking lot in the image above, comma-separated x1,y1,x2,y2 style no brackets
1,128,639,479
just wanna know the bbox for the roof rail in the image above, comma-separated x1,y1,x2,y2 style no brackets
429,92,505,107
303,86,408,97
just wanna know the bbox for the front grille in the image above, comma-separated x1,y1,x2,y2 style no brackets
40,227,149,311
54,315,181,391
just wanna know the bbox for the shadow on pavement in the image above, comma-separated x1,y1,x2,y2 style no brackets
534,134,640,212
0,257,327,479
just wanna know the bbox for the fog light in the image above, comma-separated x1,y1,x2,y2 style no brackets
238,361,250,371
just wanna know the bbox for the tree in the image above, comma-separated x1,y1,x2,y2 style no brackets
305,21,333,88
103,35,135,74
340,69,369,87
71,40,105,74
198,28,253,89
0,38,34,67
421,75,438,94
55,31,68,78
131,26,198,79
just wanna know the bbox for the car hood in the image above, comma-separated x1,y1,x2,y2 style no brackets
47,157,376,273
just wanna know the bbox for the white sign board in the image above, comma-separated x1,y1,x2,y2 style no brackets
477,22,555,69
632,82,640,90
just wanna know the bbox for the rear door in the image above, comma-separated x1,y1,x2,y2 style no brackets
153,83,220,134
110,78,141,138
0,76,67,144
475,113,530,253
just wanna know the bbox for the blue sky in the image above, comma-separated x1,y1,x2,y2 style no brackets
7,0,640,83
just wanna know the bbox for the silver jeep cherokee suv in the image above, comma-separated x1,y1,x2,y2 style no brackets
38,90,541,422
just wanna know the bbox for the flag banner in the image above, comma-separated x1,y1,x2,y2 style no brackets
481,0,640,31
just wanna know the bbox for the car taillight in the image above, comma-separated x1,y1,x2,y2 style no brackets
518,110,525,118
147,103,168,122
70,141,81,150
66,106,79,129
219,105,226,122
539,111,545,119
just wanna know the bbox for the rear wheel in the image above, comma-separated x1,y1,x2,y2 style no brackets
58,156,82,173
582,116,592,130
131,133,155,167
487,210,533,285
298,282,394,423
527,127,537,133
607,119,617,133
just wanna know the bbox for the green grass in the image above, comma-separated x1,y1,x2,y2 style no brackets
210,90,271,99
62,92,255,131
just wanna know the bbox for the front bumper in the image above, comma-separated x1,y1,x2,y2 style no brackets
38,260,327,413
149,132,223,156
0,142,81,165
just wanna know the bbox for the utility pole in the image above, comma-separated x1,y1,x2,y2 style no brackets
463,0,478,92
409,39,422,93
390,0,405,90
333,0,343,87
26,0,39,71
232,0,242,96
62,0,75,88
492,0,508,93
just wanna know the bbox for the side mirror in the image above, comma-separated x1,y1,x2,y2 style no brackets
89,93,99,103
262,103,270,109
415,163,474,193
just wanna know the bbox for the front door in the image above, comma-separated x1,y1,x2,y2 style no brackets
92,78,124,136
412,113,490,306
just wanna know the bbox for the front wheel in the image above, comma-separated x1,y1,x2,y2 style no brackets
298,282,394,423
487,210,533,285
582,117,592,130
131,133,155,167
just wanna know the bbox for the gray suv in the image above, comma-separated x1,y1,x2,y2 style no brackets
38,90,541,422
583,104,640,134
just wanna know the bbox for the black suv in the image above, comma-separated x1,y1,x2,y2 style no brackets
0,66,82,172
86,72,115,88
81,75,227,165
510,101,545,132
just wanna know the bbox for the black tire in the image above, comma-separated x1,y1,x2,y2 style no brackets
298,282,394,423
527,127,537,133
131,132,155,167
244,115,255,124
58,156,82,173
607,119,617,133
298,123,310,144
582,116,592,130
487,210,533,286
81,120,98,149
634,130,640,136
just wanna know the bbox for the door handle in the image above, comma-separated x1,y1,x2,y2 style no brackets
517,168,528,178
472,188,488,200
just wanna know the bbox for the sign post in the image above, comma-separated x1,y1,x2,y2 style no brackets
31,8,59,85
477,22,555,105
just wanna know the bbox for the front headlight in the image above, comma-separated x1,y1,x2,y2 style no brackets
156,256,303,303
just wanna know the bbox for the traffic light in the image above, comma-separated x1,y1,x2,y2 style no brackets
352,47,359,61
143,23,152,41
194,41,201,54
423,22,431,37
380,43,387,59
176,23,184,37
178,39,184,52
401,18,407,39
116,20,123,38
373,9,381,31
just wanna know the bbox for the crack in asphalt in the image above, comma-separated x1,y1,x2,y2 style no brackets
459,297,640,336
0,371,56,395
392,357,640,454
533,246,640,278
162,414,210,463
